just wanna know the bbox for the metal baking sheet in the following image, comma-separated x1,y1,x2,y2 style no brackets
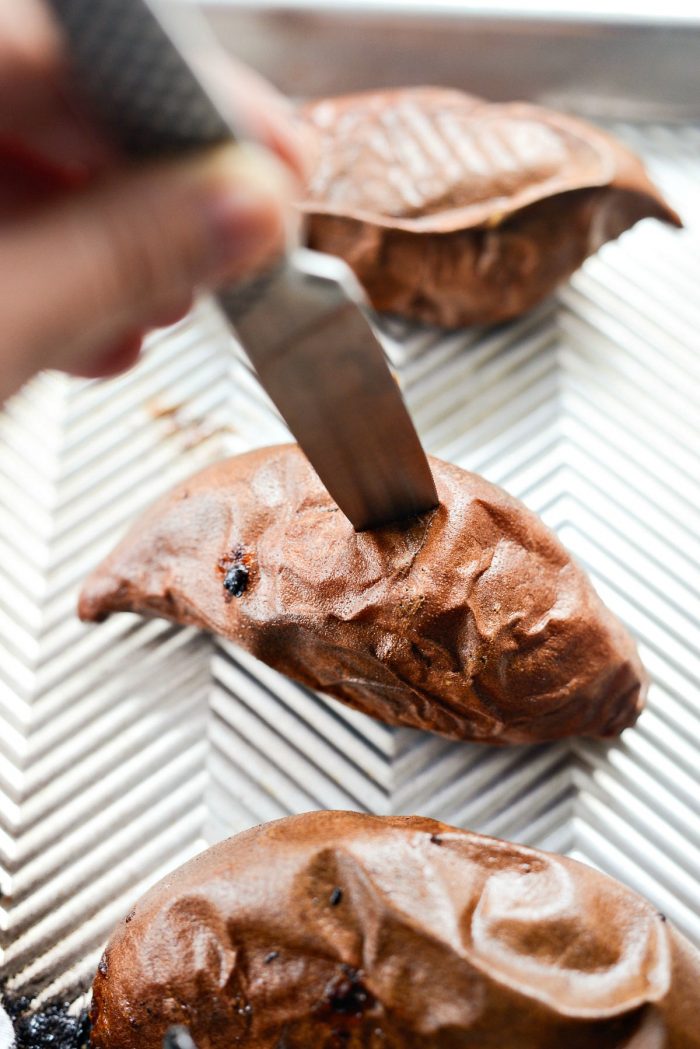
1,5,699,1041
202,1,700,120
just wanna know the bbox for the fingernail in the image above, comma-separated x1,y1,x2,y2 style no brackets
196,144,298,283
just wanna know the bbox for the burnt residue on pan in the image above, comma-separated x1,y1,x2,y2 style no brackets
1,992,91,1049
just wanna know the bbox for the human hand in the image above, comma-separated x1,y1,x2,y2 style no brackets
0,0,307,402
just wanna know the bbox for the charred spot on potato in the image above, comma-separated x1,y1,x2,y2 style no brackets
3,994,91,1049
223,564,248,598
322,967,373,1017
218,546,251,600
78,445,647,745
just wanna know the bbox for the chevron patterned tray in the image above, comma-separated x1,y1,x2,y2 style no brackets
1,120,699,1034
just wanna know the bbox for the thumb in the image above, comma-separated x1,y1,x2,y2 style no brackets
0,143,294,399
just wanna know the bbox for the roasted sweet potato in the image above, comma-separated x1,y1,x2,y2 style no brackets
90,811,700,1049
300,88,681,327
79,445,646,745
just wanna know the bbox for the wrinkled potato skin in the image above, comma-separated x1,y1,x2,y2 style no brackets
90,812,700,1049
300,89,681,327
80,445,646,745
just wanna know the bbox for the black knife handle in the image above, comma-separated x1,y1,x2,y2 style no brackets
47,0,232,158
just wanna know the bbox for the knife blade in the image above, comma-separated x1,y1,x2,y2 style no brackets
47,0,438,530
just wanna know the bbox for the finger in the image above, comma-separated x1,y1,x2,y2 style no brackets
145,293,195,331
0,137,93,220
206,55,315,184
0,142,295,400
0,0,61,96
0,0,110,174
66,330,144,380
0,0,308,185
70,291,195,382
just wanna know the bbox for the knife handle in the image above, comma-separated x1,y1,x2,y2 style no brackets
47,0,233,159
46,0,309,330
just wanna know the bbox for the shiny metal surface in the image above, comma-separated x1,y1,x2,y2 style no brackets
222,248,438,529
202,2,700,121
1,43,699,1049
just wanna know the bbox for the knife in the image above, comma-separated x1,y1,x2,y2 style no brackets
46,0,438,531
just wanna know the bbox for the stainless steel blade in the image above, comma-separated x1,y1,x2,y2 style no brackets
47,0,438,530
220,249,438,530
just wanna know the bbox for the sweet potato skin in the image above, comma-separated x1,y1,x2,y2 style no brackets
79,445,646,745
90,812,700,1049
300,89,681,328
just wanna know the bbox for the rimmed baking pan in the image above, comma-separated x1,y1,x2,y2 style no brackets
1,3,699,1043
